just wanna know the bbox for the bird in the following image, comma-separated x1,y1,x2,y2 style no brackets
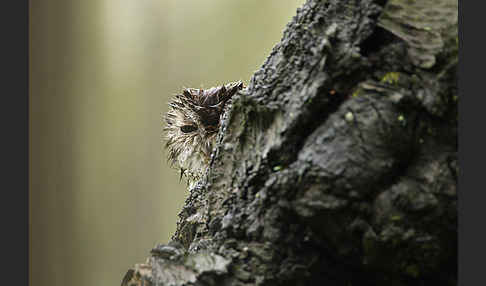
163,81,243,186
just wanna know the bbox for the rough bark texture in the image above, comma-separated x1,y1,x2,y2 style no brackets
123,0,458,285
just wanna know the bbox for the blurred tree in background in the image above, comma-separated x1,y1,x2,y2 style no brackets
30,1,305,285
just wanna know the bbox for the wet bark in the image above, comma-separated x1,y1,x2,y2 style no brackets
123,0,458,285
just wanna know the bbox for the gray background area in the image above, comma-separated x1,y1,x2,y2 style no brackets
30,0,305,285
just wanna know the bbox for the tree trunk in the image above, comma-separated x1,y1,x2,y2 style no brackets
123,0,458,285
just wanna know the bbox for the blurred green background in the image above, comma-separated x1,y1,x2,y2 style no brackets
30,0,305,285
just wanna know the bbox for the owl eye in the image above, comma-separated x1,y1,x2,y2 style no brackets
180,125,197,133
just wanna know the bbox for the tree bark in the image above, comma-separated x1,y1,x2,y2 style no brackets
123,0,458,285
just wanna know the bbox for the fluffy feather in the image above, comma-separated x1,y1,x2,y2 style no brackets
163,81,243,184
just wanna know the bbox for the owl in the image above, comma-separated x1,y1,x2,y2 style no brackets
164,81,243,184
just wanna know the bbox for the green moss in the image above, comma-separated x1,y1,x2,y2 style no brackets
405,264,420,278
272,165,282,171
397,114,406,126
345,112,354,122
362,236,375,257
391,215,402,221
421,243,433,250
381,72,400,85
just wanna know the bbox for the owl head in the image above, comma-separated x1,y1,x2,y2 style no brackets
164,81,243,182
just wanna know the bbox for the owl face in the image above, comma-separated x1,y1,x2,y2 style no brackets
164,81,243,181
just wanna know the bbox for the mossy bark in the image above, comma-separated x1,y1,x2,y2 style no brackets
123,0,457,285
